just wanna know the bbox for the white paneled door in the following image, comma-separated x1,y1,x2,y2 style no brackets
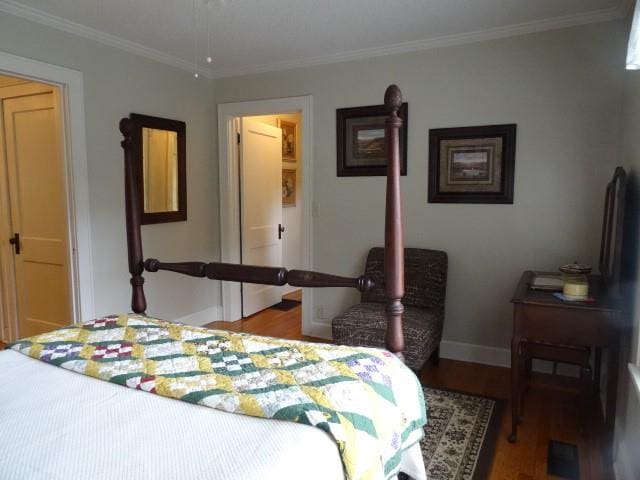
0,81,72,338
239,118,283,317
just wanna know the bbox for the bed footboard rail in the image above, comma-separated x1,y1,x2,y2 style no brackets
144,259,374,292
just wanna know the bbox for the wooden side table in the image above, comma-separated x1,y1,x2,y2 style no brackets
508,271,621,461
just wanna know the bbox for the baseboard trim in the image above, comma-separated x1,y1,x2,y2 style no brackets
306,321,332,340
174,306,223,327
440,340,510,367
440,340,580,376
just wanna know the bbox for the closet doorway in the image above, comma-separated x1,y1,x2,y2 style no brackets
0,74,72,338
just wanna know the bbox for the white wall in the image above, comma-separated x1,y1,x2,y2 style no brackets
0,12,219,323
214,21,627,343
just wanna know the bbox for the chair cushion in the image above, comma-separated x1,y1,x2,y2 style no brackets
361,248,447,314
332,302,442,371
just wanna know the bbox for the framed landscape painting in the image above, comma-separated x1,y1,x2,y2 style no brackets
428,124,516,204
336,102,408,177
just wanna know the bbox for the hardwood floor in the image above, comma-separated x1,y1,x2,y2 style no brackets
282,290,302,302
205,303,304,340
422,361,613,480
204,290,320,342
207,297,614,480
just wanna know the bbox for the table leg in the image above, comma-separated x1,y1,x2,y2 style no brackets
579,365,592,435
509,334,521,443
525,357,532,380
518,351,527,423
594,347,602,393
604,337,619,464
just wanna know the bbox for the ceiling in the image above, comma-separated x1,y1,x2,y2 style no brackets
0,0,629,78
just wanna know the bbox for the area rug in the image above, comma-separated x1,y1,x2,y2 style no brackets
420,387,503,480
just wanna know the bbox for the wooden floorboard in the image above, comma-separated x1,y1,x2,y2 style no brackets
204,296,318,341
207,301,612,480
282,289,302,302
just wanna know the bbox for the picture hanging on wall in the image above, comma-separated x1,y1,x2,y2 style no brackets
282,169,296,207
336,103,408,176
278,119,297,163
428,124,516,204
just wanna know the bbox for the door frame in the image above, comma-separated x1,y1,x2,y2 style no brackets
217,95,314,334
0,51,94,341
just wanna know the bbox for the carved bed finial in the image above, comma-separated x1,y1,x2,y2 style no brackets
119,118,134,147
119,117,134,136
384,84,403,114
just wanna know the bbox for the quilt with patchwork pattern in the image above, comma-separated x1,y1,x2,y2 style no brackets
10,314,426,480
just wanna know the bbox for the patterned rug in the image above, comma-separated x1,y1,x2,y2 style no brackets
420,387,503,480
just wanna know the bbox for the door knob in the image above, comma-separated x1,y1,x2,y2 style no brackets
9,233,20,255
278,224,285,240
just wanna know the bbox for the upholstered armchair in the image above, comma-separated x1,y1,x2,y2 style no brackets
332,247,448,371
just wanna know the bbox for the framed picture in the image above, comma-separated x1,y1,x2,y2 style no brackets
428,124,516,204
336,103,408,177
282,169,296,207
278,119,297,162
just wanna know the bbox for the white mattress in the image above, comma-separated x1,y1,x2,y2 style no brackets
0,349,426,480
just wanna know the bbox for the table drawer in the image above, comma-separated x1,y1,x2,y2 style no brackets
514,304,616,347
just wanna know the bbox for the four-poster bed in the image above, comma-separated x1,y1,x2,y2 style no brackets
120,84,407,358
0,85,428,480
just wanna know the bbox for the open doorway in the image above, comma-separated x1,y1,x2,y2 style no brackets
217,95,315,335
0,57,93,344
0,73,74,340
237,113,304,319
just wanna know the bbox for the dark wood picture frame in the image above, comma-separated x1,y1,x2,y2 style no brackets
129,113,187,224
428,124,516,204
337,103,408,177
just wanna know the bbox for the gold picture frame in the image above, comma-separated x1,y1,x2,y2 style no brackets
278,119,297,162
282,169,296,207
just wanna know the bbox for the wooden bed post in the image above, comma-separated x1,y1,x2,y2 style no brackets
384,85,405,359
117,85,403,338
119,118,147,314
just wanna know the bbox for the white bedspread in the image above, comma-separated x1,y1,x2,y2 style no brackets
0,349,426,480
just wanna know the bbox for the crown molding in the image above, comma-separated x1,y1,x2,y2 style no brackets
0,0,627,80
0,0,213,78
211,5,625,78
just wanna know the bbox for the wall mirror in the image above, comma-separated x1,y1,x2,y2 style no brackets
130,113,186,224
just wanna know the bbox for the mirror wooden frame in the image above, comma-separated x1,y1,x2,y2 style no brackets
129,113,187,224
